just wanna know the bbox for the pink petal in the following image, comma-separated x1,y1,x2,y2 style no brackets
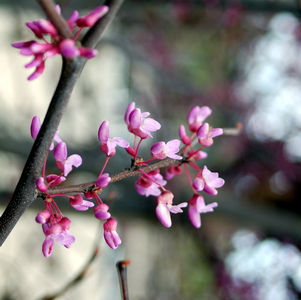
210,128,223,138
104,231,121,249
79,47,98,58
59,39,80,58
42,238,54,257
98,121,109,143
124,102,136,125
64,154,82,176
111,137,130,148
179,125,191,145
28,62,45,81
31,116,41,139
129,108,142,128
156,203,172,228
142,118,161,132
151,142,166,159
36,177,48,192
169,202,187,214
96,173,111,188
192,177,205,191
94,204,111,220
188,205,201,228
54,142,67,161
56,231,75,248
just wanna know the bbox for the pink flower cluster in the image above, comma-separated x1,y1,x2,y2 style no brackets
33,102,224,257
12,5,108,80
130,104,224,229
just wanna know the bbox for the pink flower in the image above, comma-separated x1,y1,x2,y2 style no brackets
125,102,161,139
188,195,218,228
197,123,223,147
193,166,225,195
94,203,111,220
35,210,51,224
30,116,62,150
164,165,182,180
54,142,82,176
41,216,75,257
76,6,109,27
187,106,212,132
155,191,187,228
95,173,111,188
98,121,129,157
151,139,182,160
135,169,166,197
12,5,108,80
69,194,94,211
103,217,122,249
179,125,191,145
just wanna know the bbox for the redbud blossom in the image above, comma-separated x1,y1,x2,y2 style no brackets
197,123,223,147
125,102,161,139
41,216,75,257
103,217,122,249
155,191,187,228
12,5,108,80
69,194,94,211
36,177,48,192
151,139,182,160
94,203,111,220
35,210,51,224
164,165,182,180
95,173,111,188
54,142,82,176
179,125,191,145
187,106,212,132
188,195,217,228
135,170,166,197
98,121,129,157
30,116,62,150
193,166,225,195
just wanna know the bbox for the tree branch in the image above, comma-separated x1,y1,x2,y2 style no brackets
37,0,72,38
0,0,124,246
46,158,177,196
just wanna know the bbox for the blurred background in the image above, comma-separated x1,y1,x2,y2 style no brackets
1,0,301,299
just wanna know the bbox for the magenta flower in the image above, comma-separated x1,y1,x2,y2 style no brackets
54,142,82,176
151,139,182,160
197,123,223,147
30,116,62,150
179,125,191,145
94,203,111,220
135,169,166,197
35,210,51,224
193,166,225,195
98,121,129,157
187,106,212,132
155,191,187,228
41,216,75,257
69,194,94,211
125,102,161,139
103,217,122,249
95,173,111,188
12,5,108,80
188,195,218,228
164,165,182,180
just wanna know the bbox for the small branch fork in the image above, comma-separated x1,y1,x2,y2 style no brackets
0,0,124,246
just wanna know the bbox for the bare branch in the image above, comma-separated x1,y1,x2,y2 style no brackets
37,0,72,38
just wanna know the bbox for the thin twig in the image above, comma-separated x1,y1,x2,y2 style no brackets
46,158,177,196
116,260,131,300
39,244,101,300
